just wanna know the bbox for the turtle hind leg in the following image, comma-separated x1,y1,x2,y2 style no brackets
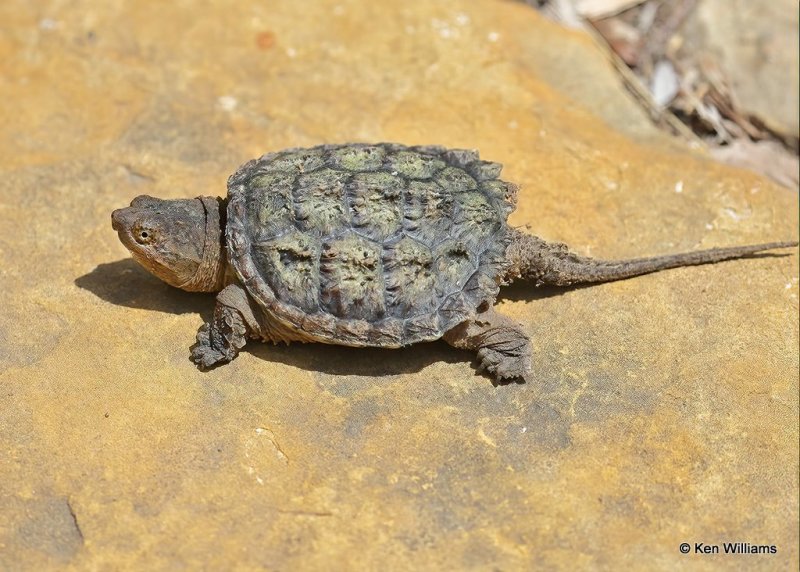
191,283,258,369
443,304,532,383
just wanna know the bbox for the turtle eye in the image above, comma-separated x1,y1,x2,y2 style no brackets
135,227,155,244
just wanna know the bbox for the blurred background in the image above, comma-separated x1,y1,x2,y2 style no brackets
527,0,800,190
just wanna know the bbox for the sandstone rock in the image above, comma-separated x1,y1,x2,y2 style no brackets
0,0,796,570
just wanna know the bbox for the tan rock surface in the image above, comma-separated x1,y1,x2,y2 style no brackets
1,1,797,570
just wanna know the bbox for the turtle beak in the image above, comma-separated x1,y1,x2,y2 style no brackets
112,206,142,256
111,206,144,247
111,207,132,232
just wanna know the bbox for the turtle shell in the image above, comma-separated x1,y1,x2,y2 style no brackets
226,143,517,347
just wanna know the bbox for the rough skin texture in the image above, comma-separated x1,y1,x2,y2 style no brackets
110,143,798,382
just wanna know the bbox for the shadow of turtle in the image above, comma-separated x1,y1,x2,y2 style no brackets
75,258,215,321
76,259,481,381
245,339,469,380
497,282,568,303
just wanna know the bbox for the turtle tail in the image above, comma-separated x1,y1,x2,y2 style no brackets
502,230,798,287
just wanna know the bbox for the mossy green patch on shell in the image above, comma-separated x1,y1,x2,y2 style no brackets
320,233,386,321
387,151,446,179
329,145,387,171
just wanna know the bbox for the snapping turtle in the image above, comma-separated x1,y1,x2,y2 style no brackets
111,143,796,381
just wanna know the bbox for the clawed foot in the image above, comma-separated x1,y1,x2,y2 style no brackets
191,324,235,369
477,346,531,383
443,306,533,384
189,292,251,370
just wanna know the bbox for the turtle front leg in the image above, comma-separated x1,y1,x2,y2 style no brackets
191,283,259,369
443,304,532,382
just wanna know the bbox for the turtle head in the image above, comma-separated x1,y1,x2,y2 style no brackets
112,195,226,292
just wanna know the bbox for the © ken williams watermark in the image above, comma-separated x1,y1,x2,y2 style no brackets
679,542,777,555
